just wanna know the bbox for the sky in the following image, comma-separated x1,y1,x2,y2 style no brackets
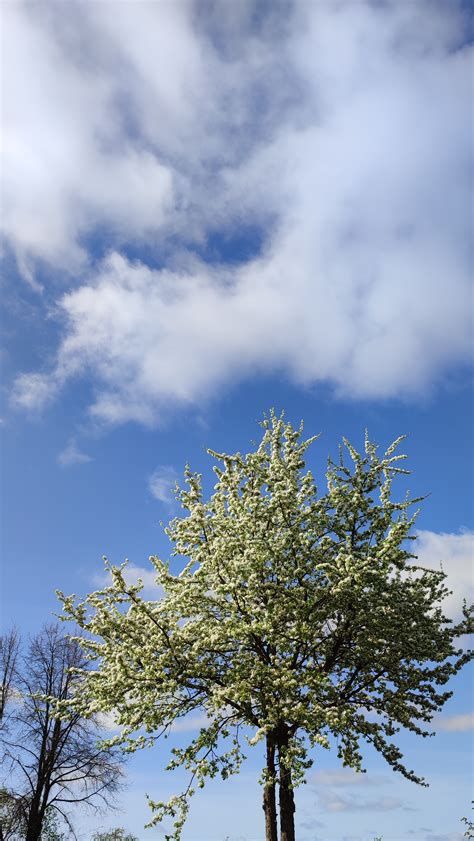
0,1,473,840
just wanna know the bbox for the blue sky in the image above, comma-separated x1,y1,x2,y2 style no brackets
1,2,473,840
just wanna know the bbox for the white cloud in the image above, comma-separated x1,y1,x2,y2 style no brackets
92,563,163,598
434,712,474,733
148,466,178,506
414,529,474,621
11,372,58,412
2,2,175,273
57,438,92,467
4,2,473,420
96,710,120,733
170,713,210,734
96,709,210,735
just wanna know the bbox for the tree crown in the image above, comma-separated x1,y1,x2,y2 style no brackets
56,412,472,839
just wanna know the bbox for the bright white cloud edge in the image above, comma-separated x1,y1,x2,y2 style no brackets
3,1,472,424
414,529,473,621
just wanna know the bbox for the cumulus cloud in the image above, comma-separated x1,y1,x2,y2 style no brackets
2,2,175,272
414,529,474,621
4,1,473,421
57,438,92,467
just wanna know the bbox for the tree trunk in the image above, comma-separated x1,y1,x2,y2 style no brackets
25,817,42,841
279,762,296,841
277,729,296,841
262,735,278,841
25,792,44,841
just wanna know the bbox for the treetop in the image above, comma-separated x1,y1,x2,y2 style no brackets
55,412,472,840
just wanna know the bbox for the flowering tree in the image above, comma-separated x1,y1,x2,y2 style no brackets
57,412,472,841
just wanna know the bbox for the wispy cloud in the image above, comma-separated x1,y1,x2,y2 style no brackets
5,2,473,422
148,466,178,506
57,438,92,467
299,818,325,831
434,712,474,733
11,372,58,412
313,768,408,816
318,790,406,813
425,834,464,841
313,769,389,787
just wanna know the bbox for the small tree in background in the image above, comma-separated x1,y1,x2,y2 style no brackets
39,809,66,841
0,794,64,841
57,412,472,841
0,626,123,841
0,788,26,841
0,629,20,730
92,829,138,841
462,802,474,839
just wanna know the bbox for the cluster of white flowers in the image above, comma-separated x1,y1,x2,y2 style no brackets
56,411,473,840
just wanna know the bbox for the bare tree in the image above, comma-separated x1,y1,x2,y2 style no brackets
0,629,20,729
0,787,27,841
0,625,123,841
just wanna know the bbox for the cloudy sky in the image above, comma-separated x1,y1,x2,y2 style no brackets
1,1,473,840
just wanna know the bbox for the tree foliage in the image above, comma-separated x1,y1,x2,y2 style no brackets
462,802,474,839
0,794,64,841
92,826,139,841
39,809,66,841
0,788,26,841
91,829,138,841
56,412,473,841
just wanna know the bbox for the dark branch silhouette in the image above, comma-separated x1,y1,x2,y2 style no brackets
0,629,20,730
0,625,123,841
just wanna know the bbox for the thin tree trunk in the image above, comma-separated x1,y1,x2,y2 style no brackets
262,735,278,841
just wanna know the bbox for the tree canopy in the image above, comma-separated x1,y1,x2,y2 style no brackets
57,412,473,841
